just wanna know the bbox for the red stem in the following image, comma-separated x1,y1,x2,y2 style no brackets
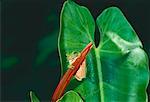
51,42,93,102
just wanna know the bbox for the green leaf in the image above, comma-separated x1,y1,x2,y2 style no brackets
96,7,149,101
59,0,95,73
29,91,40,102
58,90,83,102
58,1,149,102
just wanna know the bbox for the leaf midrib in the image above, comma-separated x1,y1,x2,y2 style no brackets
95,48,104,102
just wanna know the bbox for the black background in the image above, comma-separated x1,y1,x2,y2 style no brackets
1,0,150,101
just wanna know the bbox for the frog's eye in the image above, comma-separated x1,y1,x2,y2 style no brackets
73,51,78,55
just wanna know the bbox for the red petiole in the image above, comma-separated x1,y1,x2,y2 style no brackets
51,42,93,102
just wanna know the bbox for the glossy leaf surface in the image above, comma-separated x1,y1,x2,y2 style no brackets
58,90,83,102
58,0,149,102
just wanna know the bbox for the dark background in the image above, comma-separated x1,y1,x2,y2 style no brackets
1,0,150,101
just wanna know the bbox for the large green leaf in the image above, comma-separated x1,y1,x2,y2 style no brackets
59,0,95,74
96,7,149,101
58,0,149,102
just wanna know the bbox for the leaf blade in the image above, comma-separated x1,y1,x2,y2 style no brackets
58,90,83,102
96,7,149,102
59,0,95,73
